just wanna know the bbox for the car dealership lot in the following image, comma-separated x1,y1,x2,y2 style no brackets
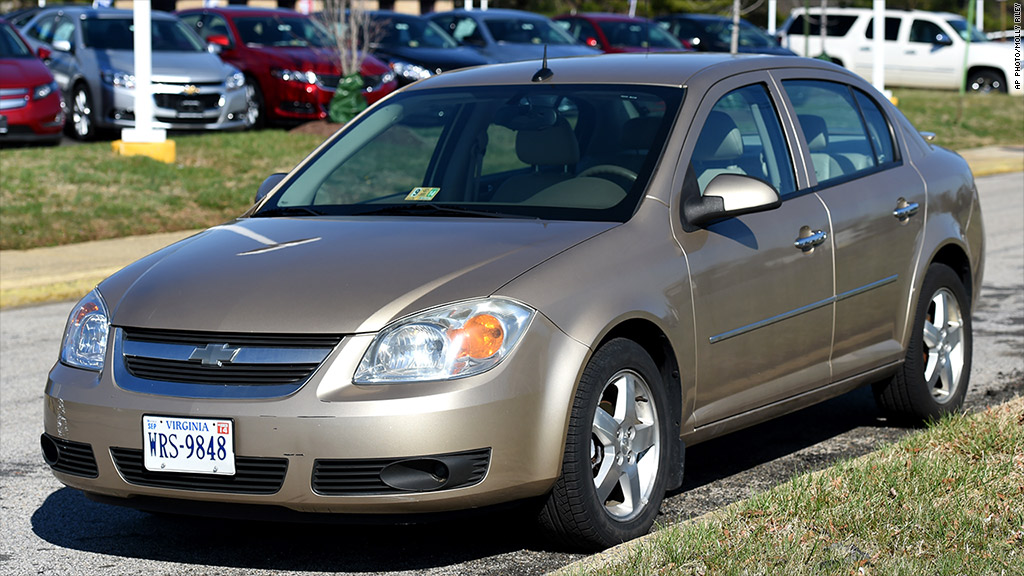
1,171,1019,576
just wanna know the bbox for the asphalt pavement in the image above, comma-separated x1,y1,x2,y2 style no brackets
0,145,1021,309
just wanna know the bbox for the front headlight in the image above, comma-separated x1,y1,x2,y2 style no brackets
60,289,110,371
32,81,58,100
354,298,535,384
390,59,432,82
271,68,317,85
101,69,136,89
226,70,245,90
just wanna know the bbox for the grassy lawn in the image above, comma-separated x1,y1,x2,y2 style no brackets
566,396,1024,576
0,129,325,250
893,89,1024,151
0,90,1021,250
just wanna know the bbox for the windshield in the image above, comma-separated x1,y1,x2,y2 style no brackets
235,16,333,48
946,19,987,42
600,20,684,49
81,17,206,52
256,84,683,222
0,21,32,57
485,17,579,45
375,16,458,49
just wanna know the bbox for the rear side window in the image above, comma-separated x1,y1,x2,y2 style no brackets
783,80,896,186
864,17,901,41
786,14,859,37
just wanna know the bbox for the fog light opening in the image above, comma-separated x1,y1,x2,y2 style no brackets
380,459,451,492
40,434,60,466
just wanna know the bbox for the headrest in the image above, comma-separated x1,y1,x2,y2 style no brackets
621,116,662,150
516,116,580,166
799,114,829,151
694,111,743,161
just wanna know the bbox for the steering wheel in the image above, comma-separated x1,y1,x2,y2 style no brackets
578,165,638,183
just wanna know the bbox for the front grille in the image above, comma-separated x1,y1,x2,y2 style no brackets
124,328,342,348
125,356,316,385
110,447,287,494
154,94,222,112
42,434,99,478
115,328,341,398
318,74,340,89
312,449,490,495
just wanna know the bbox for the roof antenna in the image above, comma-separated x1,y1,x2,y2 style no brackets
532,45,553,82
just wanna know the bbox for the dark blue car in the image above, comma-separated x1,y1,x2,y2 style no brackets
428,8,600,63
367,10,494,85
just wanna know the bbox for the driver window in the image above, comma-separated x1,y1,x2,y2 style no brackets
691,84,795,196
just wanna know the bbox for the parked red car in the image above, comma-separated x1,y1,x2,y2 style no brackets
0,17,64,144
177,7,397,127
553,13,687,54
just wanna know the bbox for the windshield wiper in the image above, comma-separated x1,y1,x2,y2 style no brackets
256,206,325,217
353,204,535,219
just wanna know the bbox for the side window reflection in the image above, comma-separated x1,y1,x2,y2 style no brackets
692,84,795,196
783,80,895,186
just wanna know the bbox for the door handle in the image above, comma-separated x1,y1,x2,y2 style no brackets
893,198,919,222
794,227,827,252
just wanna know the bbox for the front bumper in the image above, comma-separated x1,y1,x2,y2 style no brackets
43,314,587,516
0,90,64,143
100,81,248,131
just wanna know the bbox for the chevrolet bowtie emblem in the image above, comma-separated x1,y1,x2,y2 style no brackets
189,343,240,366
182,84,200,96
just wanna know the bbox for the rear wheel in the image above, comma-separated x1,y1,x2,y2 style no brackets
538,338,670,550
968,70,1007,94
874,263,972,423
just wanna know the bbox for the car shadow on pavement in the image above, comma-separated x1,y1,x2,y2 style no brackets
31,487,551,572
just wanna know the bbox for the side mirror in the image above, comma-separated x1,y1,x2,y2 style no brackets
584,36,599,48
683,174,781,227
52,39,72,53
37,46,52,61
255,173,286,204
934,33,954,46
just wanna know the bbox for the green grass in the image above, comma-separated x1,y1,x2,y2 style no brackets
892,89,1024,151
567,397,1024,576
1,89,1021,250
0,129,325,250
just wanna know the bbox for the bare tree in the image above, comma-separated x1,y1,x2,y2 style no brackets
317,0,376,123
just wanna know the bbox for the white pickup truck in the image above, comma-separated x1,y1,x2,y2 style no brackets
779,8,1022,96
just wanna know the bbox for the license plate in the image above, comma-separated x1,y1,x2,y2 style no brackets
143,415,235,475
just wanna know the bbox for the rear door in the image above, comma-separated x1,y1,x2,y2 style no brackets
775,73,925,381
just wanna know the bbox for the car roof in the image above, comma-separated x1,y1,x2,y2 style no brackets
27,6,177,20
570,13,658,22
659,13,733,22
177,6,308,17
408,52,843,91
433,8,552,20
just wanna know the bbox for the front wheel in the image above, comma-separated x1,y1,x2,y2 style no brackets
538,338,670,550
243,79,264,129
68,84,95,141
874,263,972,423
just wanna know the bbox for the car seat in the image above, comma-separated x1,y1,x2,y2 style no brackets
491,116,580,203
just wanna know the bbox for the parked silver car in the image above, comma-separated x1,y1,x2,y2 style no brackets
18,6,248,140
43,53,983,549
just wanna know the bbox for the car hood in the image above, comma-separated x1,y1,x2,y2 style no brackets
377,45,493,71
482,43,599,62
101,217,616,334
102,50,230,83
244,45,340,74
0,57,53,87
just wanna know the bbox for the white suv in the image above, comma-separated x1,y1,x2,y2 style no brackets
779,8,1022,95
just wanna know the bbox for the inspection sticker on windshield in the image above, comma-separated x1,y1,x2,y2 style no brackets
405,187,440,201
143,415,235,475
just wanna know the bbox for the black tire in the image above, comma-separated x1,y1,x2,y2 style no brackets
68,83,96,141
243,78,264,129
538,338,670,550
874,263,972,423
967,70,1007,94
